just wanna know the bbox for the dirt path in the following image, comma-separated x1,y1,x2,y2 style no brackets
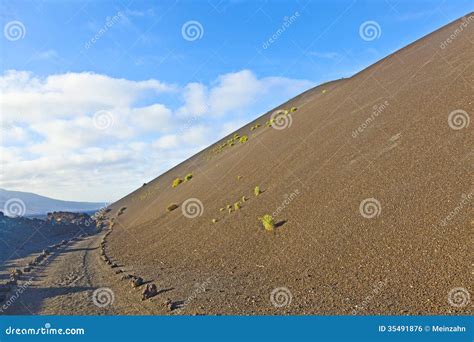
1,232,132,315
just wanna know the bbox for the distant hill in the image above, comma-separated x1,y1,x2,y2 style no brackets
0,188,106,217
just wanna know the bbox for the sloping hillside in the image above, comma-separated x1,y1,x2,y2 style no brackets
104,14,473,315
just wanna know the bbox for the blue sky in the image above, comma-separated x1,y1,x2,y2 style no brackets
1,0,472,202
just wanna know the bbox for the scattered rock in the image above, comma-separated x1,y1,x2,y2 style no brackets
23,266,31,273
10,269,23,277
131,277,144,288
164,298,173,311
35,255,44,263
142,283,158,300
111,262,118,268
121,274,132,280
115,269,123,274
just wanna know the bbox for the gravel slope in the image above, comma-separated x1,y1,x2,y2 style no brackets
4,14,471,316
103,14,473,315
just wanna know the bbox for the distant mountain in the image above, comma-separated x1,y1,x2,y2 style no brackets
0,188,106,217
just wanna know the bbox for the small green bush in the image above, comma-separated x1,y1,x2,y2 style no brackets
184,173,193,181
239,135,248,143
290,106,298,112
172,178,183,188
254,186,261,196
259,215,275,231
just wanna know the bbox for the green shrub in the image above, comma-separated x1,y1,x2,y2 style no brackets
290,106,298,112
172,178,183,188
259,215,275,231
184,173,193,181
254,186,261,196
239,135,248,143
234,202,241,210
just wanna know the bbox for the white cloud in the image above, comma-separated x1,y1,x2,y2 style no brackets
209,70,261,115
0,70,175,123
0,69,313,201
131,104,173,132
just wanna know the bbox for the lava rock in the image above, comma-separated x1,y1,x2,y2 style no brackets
142,283,158,300
131,277,144,288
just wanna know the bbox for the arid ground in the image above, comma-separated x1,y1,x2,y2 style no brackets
1,13,472,315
